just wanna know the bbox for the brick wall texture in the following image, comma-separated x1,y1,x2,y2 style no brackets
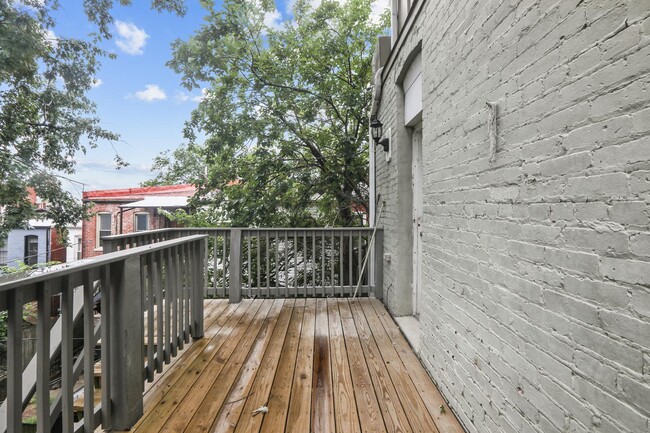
81,204,169,259
375,1,650,432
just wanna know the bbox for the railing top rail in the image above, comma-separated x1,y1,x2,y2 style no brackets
0,234,208,293
101,227,187,240
239,227,379,232
102,226,380,241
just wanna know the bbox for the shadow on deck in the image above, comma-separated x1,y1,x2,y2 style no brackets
123,298,465,433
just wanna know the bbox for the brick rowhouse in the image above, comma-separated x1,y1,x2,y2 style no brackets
81,184,195,259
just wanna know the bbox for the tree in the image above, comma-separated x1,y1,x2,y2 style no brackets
0,0,185,242
158,0,387,227
142,143,206,187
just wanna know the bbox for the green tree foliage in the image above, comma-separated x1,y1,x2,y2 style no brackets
154,0,387,227
141,143,206,187
0,0,185,242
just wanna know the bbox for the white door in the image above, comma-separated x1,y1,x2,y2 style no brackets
412,125,423,317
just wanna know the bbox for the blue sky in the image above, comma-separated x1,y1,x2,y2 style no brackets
53,0,386,197
53,0,220,196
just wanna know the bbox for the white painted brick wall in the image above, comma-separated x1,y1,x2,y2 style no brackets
375,0,650,432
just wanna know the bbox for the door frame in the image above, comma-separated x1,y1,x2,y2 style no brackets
411,123,423,317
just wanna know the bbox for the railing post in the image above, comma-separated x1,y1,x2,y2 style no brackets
373,229,384,300
193,239,205,338
203,237,209,297
103,239,116,254
109,255,144,430
229,228,242,303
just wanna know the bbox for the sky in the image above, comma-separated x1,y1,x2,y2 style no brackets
52,0,217,197
52,0,388,198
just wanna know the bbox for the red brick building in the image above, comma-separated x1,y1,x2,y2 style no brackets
82,184,195,258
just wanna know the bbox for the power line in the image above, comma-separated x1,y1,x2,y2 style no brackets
1,151,89,192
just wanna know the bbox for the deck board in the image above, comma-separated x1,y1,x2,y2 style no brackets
348,299,411,433
285,298,316,433
259,299,304,433
122,298,465,433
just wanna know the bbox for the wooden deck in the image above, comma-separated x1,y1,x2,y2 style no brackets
123,298,465,433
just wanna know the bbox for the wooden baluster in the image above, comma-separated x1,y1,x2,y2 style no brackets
374,229,384,300
339,231,344,297
60,276,74,432
275,230,280,297
154,251,164,372
303,230,307,296
358,231,362,290
330,231,334,295
220,233,226,297
312,233,316,293
247,232,252,297
146,254,155,381
36,281,52,433
83,270,95,432
320,231,325,296
265,231,270,295
348,231,353,295
164,250,171,364
293,231,298,296
100,264,112,429
169,246,178,357
183,243,189,343
213,233,219,297
7,289,23,433
176,245,184,350
203,235,209,298
283,231,289,298
256,233,261,291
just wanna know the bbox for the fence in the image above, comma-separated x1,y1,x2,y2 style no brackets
0,235,206,432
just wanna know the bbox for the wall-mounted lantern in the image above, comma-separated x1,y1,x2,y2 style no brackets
370,117,390,153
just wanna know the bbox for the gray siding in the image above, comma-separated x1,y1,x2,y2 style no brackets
1,228,50,268
375,1,650,432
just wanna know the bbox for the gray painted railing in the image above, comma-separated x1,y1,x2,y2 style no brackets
103,227,384,302
0,235,206,433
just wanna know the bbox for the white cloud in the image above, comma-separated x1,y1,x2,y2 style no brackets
76,159,152,175
263,9,283,31
176,88,208,103
15,0,46,12
43,28,58,48
369,0,390,24
287,0,347,15
193,88,208,102
176,92,190,102
91,78,103,88
130,84,167,102
115,21,149,55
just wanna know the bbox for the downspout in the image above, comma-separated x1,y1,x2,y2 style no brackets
391,0,399,45
369,66,384,228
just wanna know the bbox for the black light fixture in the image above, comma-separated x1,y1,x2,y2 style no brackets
370,117,389,152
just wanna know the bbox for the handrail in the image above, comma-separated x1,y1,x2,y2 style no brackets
0,235,206,293
0,235,207,432
101,227,384,302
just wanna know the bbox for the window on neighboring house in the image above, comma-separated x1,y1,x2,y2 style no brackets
0,240,7,266
97,213,112,248
24,235,38,266
135,213,149,232
75,235,82,260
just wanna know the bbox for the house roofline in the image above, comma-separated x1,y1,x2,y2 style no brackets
83,184,195,201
